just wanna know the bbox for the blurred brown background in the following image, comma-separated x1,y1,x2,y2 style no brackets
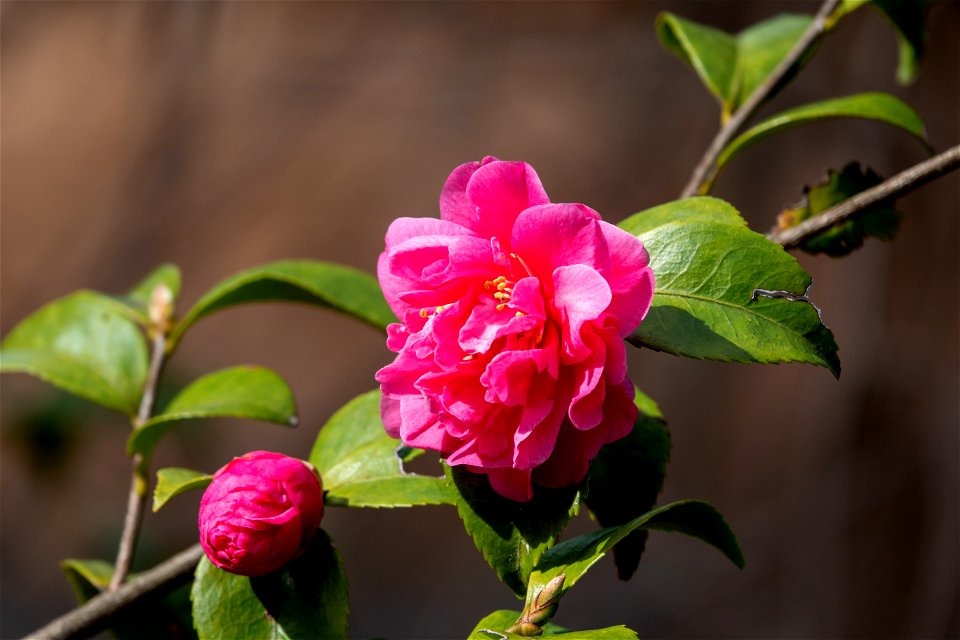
2,1,957,638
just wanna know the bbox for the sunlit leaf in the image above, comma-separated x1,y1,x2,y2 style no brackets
715,92,929,173
191,530,348,640
153,467,212,512
657,12,812,117
1,291,148,415
170,260,395,350
310,390,455,508
129,366,297,457
468,610,636,639
620,197,841,376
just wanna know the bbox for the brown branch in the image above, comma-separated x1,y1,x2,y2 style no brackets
109,288,172,592
769,145,960,248
26,545,203,640
680,0,841,198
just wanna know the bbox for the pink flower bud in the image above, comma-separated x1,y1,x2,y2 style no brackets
198,451,324,577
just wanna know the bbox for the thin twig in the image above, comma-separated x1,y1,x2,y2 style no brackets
26,545,203,640
769,145,960,248
680,0,841,198
109,308,169,591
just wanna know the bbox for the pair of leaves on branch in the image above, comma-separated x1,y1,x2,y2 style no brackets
1,260,394,461
660,7,931,192
776,162,901,256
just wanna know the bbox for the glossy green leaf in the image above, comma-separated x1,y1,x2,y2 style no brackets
733,14,812,109
715,92,928,172
129,366,297,457
658,12,812,117
154,467,212,512
620,197,841,376
449,465,580,598
63,559,196,640
527,500,744,606
469,610,636,639
192,530,348,640
657,13,736,110
1,291,148,415
776,162,900,256
584,388,670,580
170,260,395,349
310,390,455,508
122,264,182,321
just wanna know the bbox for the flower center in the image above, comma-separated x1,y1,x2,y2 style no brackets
485,275,514,311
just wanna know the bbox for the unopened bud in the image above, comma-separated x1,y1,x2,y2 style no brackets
148,284,174,330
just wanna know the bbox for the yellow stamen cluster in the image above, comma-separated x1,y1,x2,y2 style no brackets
419,304,450,318
485,276,515,311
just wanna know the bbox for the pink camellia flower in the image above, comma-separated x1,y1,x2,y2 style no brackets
376,157,655,501
198,451,324,576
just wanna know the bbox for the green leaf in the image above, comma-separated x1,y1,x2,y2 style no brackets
584,388,670,581
310,390,455,508
657,13,736,111
122,264,182,321
657,12,812,118
63,559,197,640
449,465,580,598
170,260,395,350
62,558,113,601
620,197,841,377
129,365,297,457
192,529,348,640
1,291,148,415
527,499,743,607
715,92,929,173
468,610,637,639
154,467,212,512
733,14,812,110
776,162,901,256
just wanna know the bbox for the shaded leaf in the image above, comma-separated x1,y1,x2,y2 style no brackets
527,500,744,606
838,0,928,84
170,260,395,349
715,92,928,176
657,12,812,118
310,390,455,508
620,197,841,376
468,610,636,639
192,530,348,640
449,465,580,598
584,388,670,580
63,559,197,640
129,366,297,457
1,291,148,415
776,163,900,256
154,467,212,512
